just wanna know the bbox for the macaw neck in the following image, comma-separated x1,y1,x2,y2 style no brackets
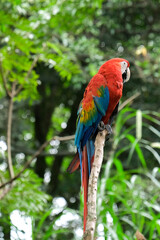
98,64,123,85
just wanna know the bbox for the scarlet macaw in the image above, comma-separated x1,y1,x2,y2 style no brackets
67,58,130,231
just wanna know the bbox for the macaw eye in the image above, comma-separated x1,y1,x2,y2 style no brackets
121,61,127,68
120,61,127,72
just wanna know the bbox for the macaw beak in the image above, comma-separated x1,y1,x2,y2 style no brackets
126,67,130,82
123,67,130,83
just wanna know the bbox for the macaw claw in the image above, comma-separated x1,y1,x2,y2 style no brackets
98,121,112,135
105,124,112,135
97,121,105,131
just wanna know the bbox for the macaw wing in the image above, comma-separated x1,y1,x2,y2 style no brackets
75,83,109,149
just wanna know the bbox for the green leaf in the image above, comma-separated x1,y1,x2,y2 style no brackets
126,134,147,168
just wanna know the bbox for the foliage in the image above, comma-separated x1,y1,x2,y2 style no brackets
96,108,160,240
0,169,50,216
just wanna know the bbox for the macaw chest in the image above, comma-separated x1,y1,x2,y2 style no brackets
102,81,123,124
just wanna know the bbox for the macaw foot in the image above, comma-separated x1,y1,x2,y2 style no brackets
105,124,112,136
97,121,112,136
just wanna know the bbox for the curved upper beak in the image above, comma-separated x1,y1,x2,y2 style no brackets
125,67,130,82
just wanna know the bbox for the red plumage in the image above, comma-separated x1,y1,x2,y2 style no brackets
82,146,88,231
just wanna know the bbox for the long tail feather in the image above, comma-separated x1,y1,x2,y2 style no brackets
86,140,95,175
67,140,95,232
82,146,88,232
67,152,80,173
83,141,95,231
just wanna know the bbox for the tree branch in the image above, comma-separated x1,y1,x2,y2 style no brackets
7,82,16,179
119,92,140,111
0,185,13,200
0,135,75,190
0,81,16,199
83,130,108,240
135,230,146,240
82,127,146,240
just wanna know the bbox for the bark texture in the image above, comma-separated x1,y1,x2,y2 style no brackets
135,230,146,240
83,130,108,240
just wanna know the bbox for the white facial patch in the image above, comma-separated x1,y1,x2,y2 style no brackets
120,61,130,82
120,61,128,74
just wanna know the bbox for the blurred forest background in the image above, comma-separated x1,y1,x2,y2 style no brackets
0,0,160,239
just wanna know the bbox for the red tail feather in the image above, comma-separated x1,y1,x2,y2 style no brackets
67,152,80,173
82,146,88,232
67,148,95,231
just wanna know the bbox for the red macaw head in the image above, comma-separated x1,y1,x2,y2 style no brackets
107,58,130,83
98,58,130,83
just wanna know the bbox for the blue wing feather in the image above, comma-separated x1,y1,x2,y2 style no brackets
93,87,109,115
75,86,110,176
86,140,95,175
75,86,109,148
